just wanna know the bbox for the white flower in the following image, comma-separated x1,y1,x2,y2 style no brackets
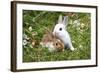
73,20,80,26
32,18,35,22
23,34,29,40
30,44,33,48
72,40,75,43
28,26,32,31
79,45,83,48
23,34,27,39
80,23,85,28
23,40,27,46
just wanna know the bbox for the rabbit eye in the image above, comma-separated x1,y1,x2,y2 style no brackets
59,28,62,31
56,43,58,46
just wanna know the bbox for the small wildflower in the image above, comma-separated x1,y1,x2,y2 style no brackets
23,34,27,39
79,45,83,48
28,26,32,31
23,34,29,40
23,40,27,46
80,23,85,29
32,18,35,22
76,27,80,31
72,40,75,43
80,29,84,33
73,20,80,26
32,41,35,47
30,44,33,48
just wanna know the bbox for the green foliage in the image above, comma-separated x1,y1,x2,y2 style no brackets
23,10,91,62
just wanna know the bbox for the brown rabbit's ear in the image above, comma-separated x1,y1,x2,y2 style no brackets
44,30,49,34
43,27,55,38
50,23,55,32
43,27,49,33
44,27,53,35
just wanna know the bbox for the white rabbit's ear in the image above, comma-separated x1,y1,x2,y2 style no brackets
58,15,63,24
63,16,68,26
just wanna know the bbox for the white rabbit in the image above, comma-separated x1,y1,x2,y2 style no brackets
53,15,75,51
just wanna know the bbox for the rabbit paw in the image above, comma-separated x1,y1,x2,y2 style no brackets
71,47,75,51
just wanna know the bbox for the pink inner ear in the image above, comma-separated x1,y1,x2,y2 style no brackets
63,16,68,26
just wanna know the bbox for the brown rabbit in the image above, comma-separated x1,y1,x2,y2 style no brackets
53,38,64,52
40,27,64,52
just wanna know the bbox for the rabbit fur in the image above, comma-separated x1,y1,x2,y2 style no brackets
40,27,64,52
53,15,75,51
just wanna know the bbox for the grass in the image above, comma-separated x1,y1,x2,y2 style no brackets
23,10,91,62
23,46,90,62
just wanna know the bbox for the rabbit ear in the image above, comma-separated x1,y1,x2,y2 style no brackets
44,27,50,33
62,16,68,26
58,15,63,24
44,27,54,36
